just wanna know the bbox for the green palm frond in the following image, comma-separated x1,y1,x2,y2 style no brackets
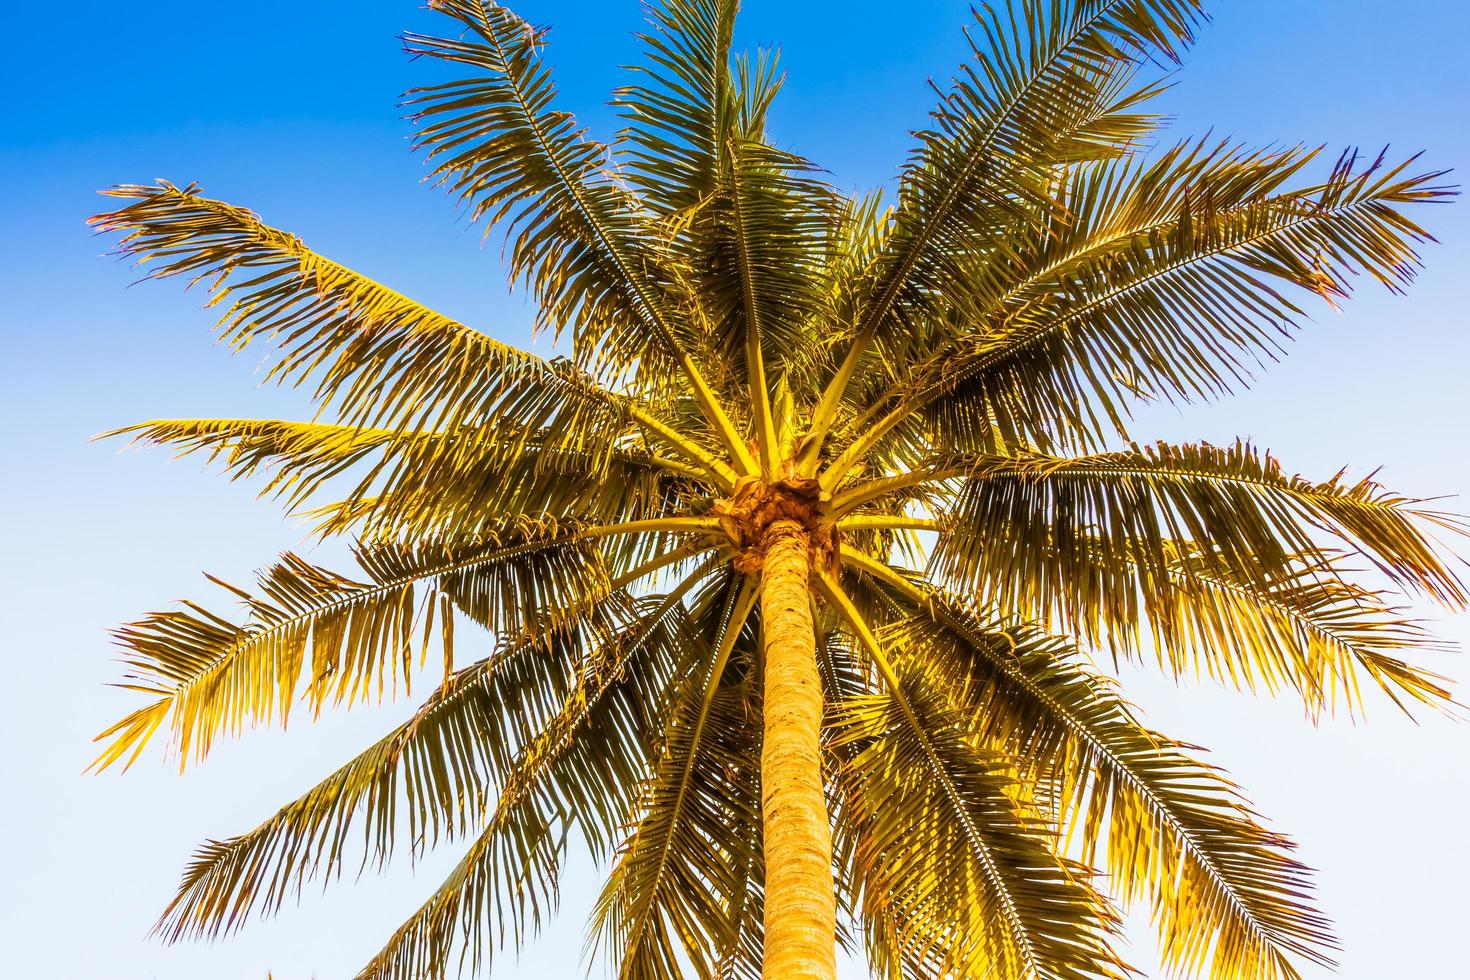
405,0,667,367
104,419,400,509
323,430,690,538
836,138,1316,453
716,134,836,418
979,140,1319,323
152,565,727,944
817,628,904,979
352,741,570,980
712,826,765,980
154,628,563,942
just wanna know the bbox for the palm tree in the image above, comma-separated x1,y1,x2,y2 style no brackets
89,1,1462,978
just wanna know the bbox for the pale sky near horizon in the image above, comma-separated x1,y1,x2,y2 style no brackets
4,1,1469,977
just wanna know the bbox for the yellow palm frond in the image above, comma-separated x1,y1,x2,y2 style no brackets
405,0,756,471
356,562,727,980
106,417,696,536
805,0,1206,461
844,557,1337,979
94,519,632,771
934,441,1466,608
821,572,1129,980
836,150,1450,465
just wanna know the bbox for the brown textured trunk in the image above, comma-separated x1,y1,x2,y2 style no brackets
759,518,838,980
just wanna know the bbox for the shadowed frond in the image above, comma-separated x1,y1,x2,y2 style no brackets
714,133,837,395
593,578,761,980
157,573,712,946
977,140,1319,323
155,639,552,941
933,441,1467,613
405,0,668,365
834,139,1315,454
356,564,728,980
821,573,1129,980
888,151,1452,456
844,555,1338,979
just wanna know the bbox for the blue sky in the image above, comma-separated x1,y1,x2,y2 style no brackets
3,1,1469,977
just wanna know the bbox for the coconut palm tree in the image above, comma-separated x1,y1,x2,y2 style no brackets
90,1,1462,978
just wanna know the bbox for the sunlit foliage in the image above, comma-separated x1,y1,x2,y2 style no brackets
92,2,1459,978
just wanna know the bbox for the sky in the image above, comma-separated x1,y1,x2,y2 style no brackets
3,1,1469,977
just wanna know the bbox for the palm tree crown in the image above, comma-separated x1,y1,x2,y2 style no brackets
91,2,1461,979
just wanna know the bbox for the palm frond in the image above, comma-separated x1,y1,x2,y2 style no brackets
818,628,912,980
87,182,635,443
405,0,755,470
983,140,1319,322
592,578,760,980
933,441,1467,614
836,139,1316,453
615,0,837,466
615,0,740,216
718,135,836,447
845,555,1339,979
1143,547,1454,715
106,417,693,536
327,430,694,538
356,564,727,980
104,419,399,510
820,573,1128,980
807,0,1205,452
1080,542,1450,715
92,518,612,771
901,150,1451,455
156,636,554,941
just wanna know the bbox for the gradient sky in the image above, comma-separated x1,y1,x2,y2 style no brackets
4,1,1469,977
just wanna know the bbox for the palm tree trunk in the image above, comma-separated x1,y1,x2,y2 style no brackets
759,518,837,980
